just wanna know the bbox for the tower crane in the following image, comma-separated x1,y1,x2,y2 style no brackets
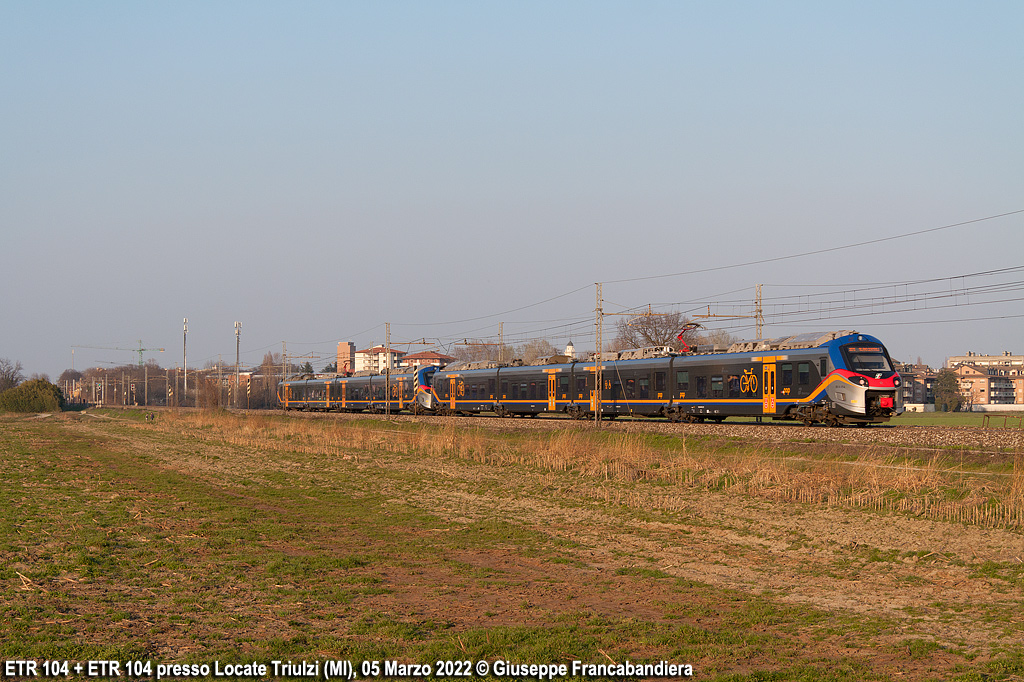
73,340,165,368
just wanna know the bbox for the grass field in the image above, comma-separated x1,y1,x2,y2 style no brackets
2,409,1023,680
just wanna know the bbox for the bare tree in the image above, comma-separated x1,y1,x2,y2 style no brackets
0,357,24,392
249,352,282,409
700,328,739,347
614,312,739,352
614,311,692,351
450,342,516,363
58,369,83,384
516,339,559,364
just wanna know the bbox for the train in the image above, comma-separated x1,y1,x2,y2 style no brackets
279,330,903,426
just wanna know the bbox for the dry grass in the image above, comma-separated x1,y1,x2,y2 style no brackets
156,411,1024,529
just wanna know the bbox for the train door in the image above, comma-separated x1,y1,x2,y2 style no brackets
589,366,599,412
762,362,777,415
341,381,346,408
397,379,404,410
450,377,462,410
547,373,557,411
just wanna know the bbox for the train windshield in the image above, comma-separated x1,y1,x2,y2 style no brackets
841,343,893,374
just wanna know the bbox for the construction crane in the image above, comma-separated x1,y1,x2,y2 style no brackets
73,340,165,369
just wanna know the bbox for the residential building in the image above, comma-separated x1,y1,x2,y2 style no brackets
337,342,355,375
953,363,1021,407
947,351,1024,408
895,361,936,405
947,350,1024,371
354,346,406,373
400,351,455,368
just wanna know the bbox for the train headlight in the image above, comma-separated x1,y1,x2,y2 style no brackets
851,376,869,387
894,378,902,387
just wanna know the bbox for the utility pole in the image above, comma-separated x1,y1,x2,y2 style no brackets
755,283,764,339
595,282,603,425
235,321,242,408
693,284,764,339
385,323,391,418
183,318,188,408
498,322,504,363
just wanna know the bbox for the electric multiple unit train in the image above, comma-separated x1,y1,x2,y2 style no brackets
279,331,903,426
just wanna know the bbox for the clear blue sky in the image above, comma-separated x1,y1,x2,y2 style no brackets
2,1,1022,378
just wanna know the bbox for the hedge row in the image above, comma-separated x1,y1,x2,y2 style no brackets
0,379,65,413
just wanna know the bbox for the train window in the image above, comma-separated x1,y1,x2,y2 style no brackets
612,381,621,400
625,379,635,399
522,382,530,399
470,384,478,399
559,376,569,394
576,376,588,395
655,372,665,393
676,370,689,392
638,377,650,399
501,380,508,397
781,363,793,386
489,379,496,397
695,376,707,398
842,344,893,373
728,375,740,398
798,363,810,385
711,376,724,398
820,358,828,378
511,383,519,399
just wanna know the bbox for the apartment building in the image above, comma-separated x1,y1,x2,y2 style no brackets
947,351,1024,408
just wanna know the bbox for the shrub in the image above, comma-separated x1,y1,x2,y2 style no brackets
0,379,65,413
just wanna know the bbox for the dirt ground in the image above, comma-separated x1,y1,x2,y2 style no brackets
10,411,1024,679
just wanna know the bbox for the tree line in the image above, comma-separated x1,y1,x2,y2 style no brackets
0,357,63,412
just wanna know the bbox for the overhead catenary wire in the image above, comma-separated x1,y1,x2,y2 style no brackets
602,209,1024,285
193,209,1023,366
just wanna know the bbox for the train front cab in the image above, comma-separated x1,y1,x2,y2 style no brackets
822,334,902,424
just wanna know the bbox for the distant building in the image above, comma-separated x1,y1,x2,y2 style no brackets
337,342,355,375
564,340,576,359
947,350,1024,370
354,346,406,373
894,361,936,405
947,351,1024,408
400,351,455,368
953,363,1021,407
